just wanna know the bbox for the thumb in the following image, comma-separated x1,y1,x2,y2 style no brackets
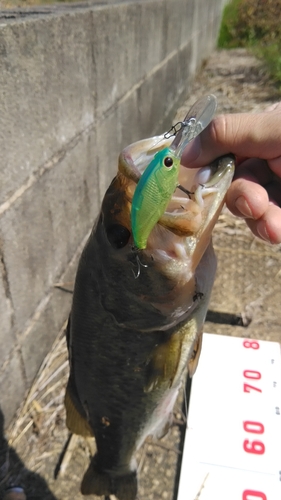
181,112,281,168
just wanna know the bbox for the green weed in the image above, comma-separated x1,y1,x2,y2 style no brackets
218,0,281,88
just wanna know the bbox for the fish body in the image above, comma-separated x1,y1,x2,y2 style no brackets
65,130,235,499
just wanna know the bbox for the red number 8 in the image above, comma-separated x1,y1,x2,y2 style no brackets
243,340,260,350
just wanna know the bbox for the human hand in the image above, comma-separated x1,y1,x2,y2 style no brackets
182,102,281,244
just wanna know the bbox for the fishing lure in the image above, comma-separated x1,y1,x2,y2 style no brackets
131,94,217,250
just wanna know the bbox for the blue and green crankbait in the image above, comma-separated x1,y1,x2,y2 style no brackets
131,95,217,249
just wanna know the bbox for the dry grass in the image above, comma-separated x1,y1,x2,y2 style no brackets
7,321,69,473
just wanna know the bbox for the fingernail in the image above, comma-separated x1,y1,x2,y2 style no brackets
257,222,271,243
235,196,253,218
181,136,201,165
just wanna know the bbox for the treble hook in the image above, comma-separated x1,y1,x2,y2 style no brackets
131,248,148,279
177,184,194,199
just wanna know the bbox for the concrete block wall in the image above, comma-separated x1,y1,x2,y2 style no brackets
0,0,228,426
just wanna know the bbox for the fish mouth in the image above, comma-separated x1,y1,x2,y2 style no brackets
118,135,235,268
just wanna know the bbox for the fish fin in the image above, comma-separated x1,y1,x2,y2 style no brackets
64,316,93,437
64,385,93,437
155,413,173,439
115,473,138,500
81,455,137,500
81,456,111,496
188,332,203,377
65,315,71,351
144,332,182,393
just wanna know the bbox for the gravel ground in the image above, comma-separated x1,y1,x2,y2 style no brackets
1,48,281,500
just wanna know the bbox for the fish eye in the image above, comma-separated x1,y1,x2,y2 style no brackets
106,224,131,249
164,156,173,168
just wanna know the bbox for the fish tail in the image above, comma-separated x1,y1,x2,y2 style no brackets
114,472,138,500
81,455,137,500
81,456,111,497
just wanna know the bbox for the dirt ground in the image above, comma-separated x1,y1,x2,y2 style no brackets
1,48,281,500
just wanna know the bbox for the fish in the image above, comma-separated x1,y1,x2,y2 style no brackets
64,103,235,500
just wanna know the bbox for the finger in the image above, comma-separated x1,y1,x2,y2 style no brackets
234,158,273,185
226,177,269,220
247,204,281,244
268,154,281,178
265,102,281,112
266,182,281,207
226,157,281,219
182,109,281,168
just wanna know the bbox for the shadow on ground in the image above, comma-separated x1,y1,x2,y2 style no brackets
0,407,58,500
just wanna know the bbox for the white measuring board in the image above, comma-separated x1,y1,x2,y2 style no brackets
177,333,281,500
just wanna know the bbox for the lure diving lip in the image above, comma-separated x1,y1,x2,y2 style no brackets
130,95,217,250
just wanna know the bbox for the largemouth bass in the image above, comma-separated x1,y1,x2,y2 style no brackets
65,117,235,499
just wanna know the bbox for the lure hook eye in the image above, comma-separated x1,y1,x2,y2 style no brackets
163,156,174,168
